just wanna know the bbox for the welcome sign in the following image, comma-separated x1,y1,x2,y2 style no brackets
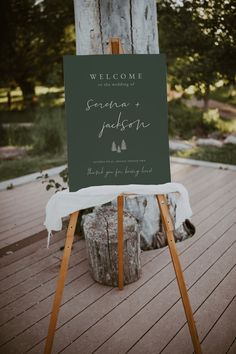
64,54,170,191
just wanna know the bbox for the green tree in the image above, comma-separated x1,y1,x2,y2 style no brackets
0,0,42,102
0,0,75,103
157,0,236,108
35,0,75,87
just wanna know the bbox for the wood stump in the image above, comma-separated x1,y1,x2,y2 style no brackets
83,206,141,287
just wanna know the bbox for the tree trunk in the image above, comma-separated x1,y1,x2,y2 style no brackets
72,1,195,283
7,90,11,110
83,206,141,286
72,0,194,284
73,0,160,283
73,0,159,55
203,84,210,111
19,80,35,105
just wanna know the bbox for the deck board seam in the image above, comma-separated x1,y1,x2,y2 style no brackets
0,243,85,282
144,262,236,354
226,336,236,353
0,231,69,268
0,270,92,329
1,182,235,275
0,212,47,235
194,194,236,226
69,229,236,354
0,208,235,333
0,221,234,352
0,256,88,310
0,249,84,295
23,286,114,354
33,218,236,353
193,179,236,214
0,206,235,327
201,294,236,345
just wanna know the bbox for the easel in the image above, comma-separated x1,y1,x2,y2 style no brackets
44,38,202,354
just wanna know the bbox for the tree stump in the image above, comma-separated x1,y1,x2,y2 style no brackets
112,194,196,250
83,205,141,287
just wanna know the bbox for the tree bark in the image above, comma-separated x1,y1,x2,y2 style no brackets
7,90,11,110
72,1,195,284
203,83,210,111
83,206,141,286
18,79,35,105
73,0,160,274
73,0,159,55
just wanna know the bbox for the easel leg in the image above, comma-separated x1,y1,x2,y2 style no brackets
44,211,79,354
156,195,202,354
117,195,124,290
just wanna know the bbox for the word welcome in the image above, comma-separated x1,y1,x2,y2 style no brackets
89,72,142,80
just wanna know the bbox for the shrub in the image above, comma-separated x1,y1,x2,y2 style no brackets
0,124,8,146
202,108,220,130
168,99,228,139
0,109,36,124
168,99,204,139
32,107,66,154
0,123,33,146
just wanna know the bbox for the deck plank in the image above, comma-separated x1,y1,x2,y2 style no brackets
201,296,236,354
16,204,236,354
0,232,66,280
53,224,236,354
0,162,235,354
126,226,236,354
0,246,87,309
227,337,236,354
161,264,236,354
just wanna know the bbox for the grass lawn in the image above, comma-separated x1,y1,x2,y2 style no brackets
0,154,67,182
171,144,236,166
1,145,235,183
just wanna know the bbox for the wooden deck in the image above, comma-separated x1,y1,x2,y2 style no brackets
0,161,235,354
0,177,59,251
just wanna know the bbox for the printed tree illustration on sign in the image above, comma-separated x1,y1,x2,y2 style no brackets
111,140,127,153
111,141,117,152
121,139,127,151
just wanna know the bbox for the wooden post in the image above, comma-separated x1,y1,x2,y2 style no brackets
107,37,125,290
107,37,124,54
44,211,79,354
117,195,124,290
156,195,202,354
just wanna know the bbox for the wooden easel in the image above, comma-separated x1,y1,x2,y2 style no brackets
44,38,201,354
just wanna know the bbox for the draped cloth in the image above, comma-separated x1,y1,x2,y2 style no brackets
44,183,192,247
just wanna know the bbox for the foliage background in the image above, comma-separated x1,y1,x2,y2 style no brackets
0,0,235,182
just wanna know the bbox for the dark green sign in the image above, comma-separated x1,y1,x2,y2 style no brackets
63,54,170,191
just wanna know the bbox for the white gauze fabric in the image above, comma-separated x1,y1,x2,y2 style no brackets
44,183,192,247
